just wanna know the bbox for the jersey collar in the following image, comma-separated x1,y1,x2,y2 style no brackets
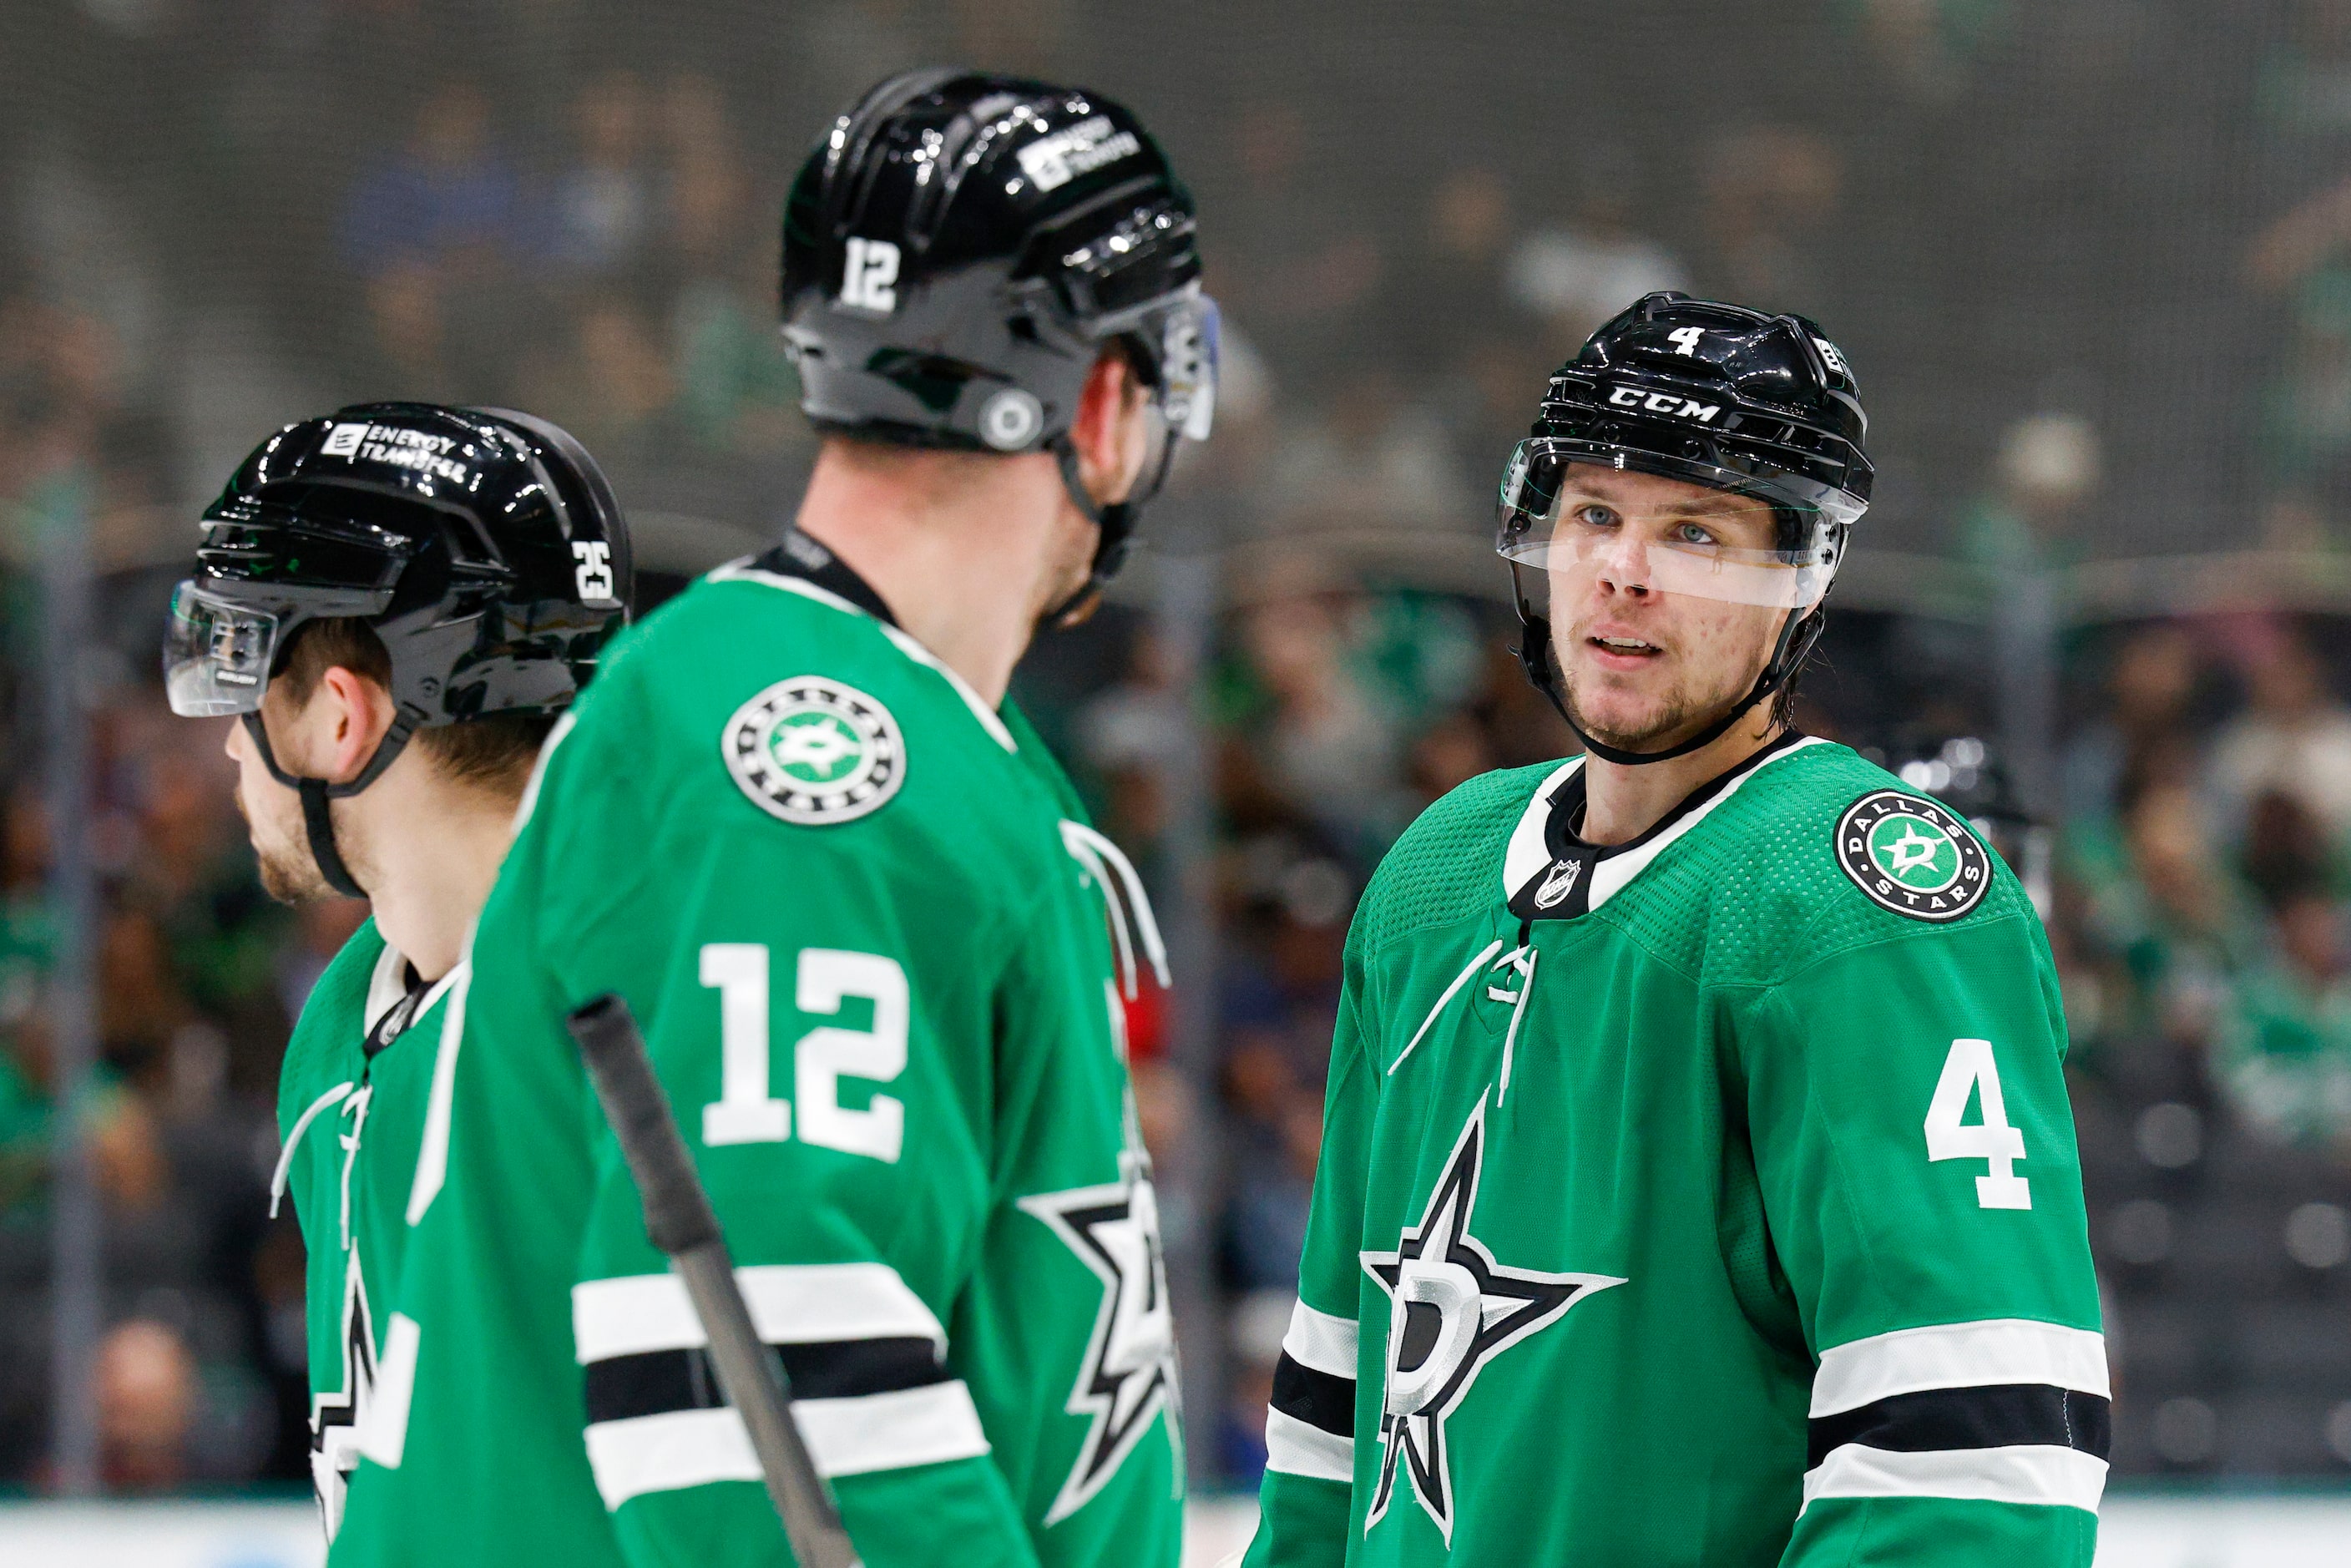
741,529,901,625
708,533,1019,754
362,939,461,1054
1502,731,1828,920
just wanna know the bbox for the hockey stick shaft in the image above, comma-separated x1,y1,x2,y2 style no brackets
568,994,863,1568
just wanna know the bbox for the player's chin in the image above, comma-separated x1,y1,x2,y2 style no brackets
1564,687,1689,752
1565,656,1674,721
254,831,333,905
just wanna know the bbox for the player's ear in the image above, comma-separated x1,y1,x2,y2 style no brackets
312,665,400,786
1069,347,1148,508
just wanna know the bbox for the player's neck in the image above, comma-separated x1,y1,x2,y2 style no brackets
794,441,1067,707
340,755,519,982
1580,700,1783,847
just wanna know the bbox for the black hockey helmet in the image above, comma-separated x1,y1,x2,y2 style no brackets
1885,733,2050,916
1496,292,1873,764
780,68,1216,617
165,401,633,894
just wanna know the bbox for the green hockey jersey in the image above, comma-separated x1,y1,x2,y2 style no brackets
332,541,1183,1568
1245,734,2105,1567
271,918,465,1541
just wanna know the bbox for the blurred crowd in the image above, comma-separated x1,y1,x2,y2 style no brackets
12,0,2351,1496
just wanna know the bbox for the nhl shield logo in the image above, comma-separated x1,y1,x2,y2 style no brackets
1834,789,1991,923
722,676,904,826
1533,858,1581,910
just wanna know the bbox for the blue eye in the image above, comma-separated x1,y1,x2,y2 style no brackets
1670,522,1717,547
1573,503,1616,529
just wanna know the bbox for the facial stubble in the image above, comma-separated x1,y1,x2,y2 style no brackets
234,775,335,904
1553,613,1782,754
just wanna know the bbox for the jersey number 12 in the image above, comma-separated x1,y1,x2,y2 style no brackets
699,943,907,1162
1924,1036,2031,1210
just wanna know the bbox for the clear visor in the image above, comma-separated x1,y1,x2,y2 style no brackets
1128,293,1218,503
1155,293,1217,445
164,579,281,716
1496,443,1841,610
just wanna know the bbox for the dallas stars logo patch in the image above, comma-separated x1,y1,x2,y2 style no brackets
1360,1101,1622,1542
1834,789,1992,923
721,676,903,826
1019,1150,1180,1524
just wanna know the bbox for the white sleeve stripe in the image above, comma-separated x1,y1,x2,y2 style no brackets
1263,1406,1354,1484
1281,1299,1360,1381
1812,1320,2109,1416
571,1264,948,1365
1801,1443,2107,1515
583,1383,992,1508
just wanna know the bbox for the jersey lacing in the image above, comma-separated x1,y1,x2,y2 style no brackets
270,1081,354,1218
1385,938,1543,1110
1388,939,1504,1079
267,948,446,1222
1059,820,1170,999
1489,945,1538,1103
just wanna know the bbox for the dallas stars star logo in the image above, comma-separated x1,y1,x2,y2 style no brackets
1019,1147,1180,1524
1361,1100,1622,1542
311,1250,377,1540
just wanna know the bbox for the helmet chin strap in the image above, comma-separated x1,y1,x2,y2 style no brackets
1509,560,1825,767
240,711,415,901
1042,429,1177,630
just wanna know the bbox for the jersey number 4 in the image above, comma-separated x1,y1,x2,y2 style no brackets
1924,1037,2031,1210
699,943,907,1162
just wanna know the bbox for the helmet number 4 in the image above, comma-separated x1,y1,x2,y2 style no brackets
842,237,901,314
1923,1037,2031,1210
571,540,615,602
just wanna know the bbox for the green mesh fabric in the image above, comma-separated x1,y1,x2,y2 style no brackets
1599,744,2035,989
1349,761,1558,959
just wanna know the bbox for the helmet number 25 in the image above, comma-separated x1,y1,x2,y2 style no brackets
1923,1037,2031,1210
571,540,615,602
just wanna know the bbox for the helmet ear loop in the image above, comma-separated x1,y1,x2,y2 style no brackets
1756,598,1828,723
1506,557,1573,729
239,709,417,900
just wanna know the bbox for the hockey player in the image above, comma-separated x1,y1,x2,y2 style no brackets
330,72,1215,1567
1244,295,2105,1566
161,402,631,1540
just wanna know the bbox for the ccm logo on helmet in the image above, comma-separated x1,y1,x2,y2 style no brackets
1607,386,1722,422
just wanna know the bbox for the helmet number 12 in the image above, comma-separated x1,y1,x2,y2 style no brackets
1924,1037,2031,1210
842,237,901,314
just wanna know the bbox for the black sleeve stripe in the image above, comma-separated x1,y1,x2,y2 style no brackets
1807,1384,2111,1469
1272,1351,1356,1439
584,1336,949,1425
